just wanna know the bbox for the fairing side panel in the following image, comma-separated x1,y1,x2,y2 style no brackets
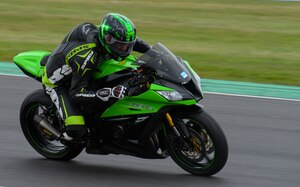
100,84,196,118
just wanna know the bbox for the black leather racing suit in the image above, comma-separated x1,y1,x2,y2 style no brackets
42,22,150,138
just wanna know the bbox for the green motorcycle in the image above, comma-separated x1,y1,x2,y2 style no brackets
14,43,228,176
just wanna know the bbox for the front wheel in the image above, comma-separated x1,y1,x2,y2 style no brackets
166,110,228,176
20,89,84,160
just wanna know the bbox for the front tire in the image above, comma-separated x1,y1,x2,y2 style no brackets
20,89,84,160
166,110,228,176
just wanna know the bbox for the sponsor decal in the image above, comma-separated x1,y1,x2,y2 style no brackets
76,93,95,97
49,65,72,84
82,24,91,35
65,43,96,63
81,51,94,70
181,71,188,79
45,86,64,118
130,103,154,110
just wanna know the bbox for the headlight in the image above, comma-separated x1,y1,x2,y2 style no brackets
156,91,183,101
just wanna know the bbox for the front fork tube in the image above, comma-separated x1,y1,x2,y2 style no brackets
165,113,181,136
165,113,190,139
165,113,191,149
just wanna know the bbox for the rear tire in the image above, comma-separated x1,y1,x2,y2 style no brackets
20,89,84,160
166,110,228,176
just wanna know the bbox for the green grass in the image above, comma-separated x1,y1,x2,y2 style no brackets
1,0,300,86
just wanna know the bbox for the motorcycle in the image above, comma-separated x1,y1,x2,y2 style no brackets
13,43,228,176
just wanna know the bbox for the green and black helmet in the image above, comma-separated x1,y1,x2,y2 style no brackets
98,13,137,60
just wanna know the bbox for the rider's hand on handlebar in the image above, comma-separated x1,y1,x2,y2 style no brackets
111,85,127,99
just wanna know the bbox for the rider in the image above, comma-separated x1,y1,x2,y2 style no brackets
42,13,151,142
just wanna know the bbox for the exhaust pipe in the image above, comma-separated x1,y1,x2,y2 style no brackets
34,115,61,138
34,115,72,141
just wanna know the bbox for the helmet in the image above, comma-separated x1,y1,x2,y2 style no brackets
98,13,137,61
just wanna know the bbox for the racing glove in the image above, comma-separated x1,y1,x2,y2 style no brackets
96,85,126,101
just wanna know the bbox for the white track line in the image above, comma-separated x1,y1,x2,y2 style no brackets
205,92,300,102
0,73,26,77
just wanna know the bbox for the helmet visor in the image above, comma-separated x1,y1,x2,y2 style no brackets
105,33,136,58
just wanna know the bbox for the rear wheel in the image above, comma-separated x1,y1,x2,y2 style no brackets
166,110,228,176
20,90,84,160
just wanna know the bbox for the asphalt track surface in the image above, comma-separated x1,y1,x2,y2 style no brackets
0,75,299,187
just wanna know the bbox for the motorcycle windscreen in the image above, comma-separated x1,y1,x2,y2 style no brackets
138,43,192,84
